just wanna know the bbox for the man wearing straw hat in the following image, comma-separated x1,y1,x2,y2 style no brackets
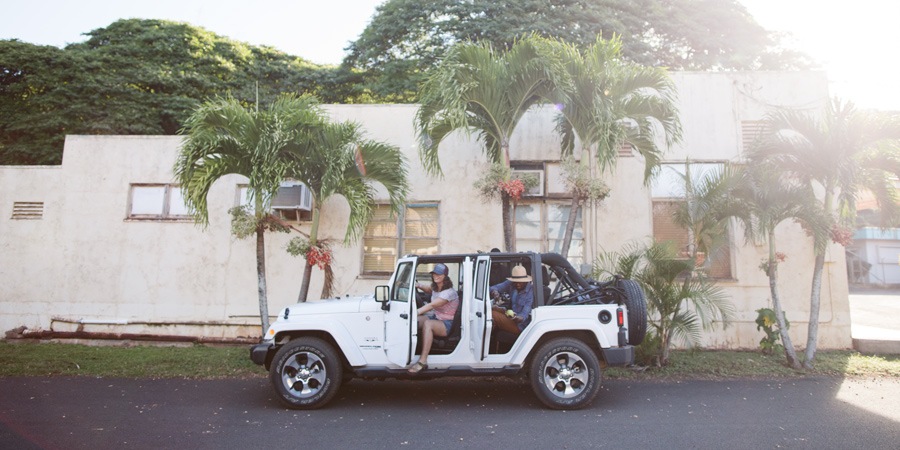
489,265,535,335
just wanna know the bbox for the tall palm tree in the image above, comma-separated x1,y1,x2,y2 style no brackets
554,36,681,258
174,94,326,334
722,164,830,369
750,99,900,368
416,35,569,252
287,121,409,302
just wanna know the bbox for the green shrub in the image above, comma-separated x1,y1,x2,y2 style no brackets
755,307,789,355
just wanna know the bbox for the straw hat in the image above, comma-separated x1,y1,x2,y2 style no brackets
507,265,532,282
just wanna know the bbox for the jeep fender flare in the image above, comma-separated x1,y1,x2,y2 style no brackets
507,318,612,366
271,319,367,366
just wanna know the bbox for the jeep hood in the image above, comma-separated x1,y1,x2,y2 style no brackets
280,295,378,316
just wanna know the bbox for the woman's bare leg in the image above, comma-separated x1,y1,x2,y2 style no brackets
418,319,449,364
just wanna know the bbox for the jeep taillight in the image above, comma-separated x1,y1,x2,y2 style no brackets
616,307,624,327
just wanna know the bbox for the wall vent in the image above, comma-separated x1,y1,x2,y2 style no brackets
12,202,43,220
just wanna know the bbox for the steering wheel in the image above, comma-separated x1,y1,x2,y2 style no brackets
415,285,430,309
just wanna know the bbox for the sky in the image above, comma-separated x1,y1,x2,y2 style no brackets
2,0,898,111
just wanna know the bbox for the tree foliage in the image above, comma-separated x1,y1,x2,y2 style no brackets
1,19,368,165
345,0,812,101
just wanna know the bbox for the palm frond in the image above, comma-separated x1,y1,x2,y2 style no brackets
416,35,568,174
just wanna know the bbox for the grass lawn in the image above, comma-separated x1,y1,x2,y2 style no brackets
1,340,898,380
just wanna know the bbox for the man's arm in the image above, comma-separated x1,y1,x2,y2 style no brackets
515,283,535,320
489,280,512,297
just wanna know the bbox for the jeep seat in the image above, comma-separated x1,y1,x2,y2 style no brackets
429,297,463,354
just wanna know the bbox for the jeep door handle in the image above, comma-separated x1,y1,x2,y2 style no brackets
476,312,482,318
400,313,409,319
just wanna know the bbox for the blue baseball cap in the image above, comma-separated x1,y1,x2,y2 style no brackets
430,263,449,276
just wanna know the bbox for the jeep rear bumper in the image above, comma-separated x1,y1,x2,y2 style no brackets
601,345,635,366
250,343,274,366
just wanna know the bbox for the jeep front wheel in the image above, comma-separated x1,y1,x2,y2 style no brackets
529,338,601,410
270,337,343,409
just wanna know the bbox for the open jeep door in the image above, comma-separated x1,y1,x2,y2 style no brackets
472,254,492,360
384,257,417,367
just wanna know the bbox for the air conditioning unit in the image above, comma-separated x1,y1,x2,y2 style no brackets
512,170,544,197
272,182,313,211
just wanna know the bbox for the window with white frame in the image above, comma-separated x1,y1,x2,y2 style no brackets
650,162,732,279
362,203,439,274
515,201,584,269
128,184,190,220
238,181,313,222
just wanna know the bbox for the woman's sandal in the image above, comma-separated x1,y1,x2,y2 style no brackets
407,361,428,374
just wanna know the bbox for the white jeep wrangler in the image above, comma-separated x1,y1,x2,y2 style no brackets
250,251,647,410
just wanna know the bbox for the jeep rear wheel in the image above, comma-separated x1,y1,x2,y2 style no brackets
270,337,343,409
618,279,647,345
529,338,601,410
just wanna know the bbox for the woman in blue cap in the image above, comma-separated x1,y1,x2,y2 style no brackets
408,263,458,373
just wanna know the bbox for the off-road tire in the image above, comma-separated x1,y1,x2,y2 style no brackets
618,279,647,345
270,337,343,409
529,338,601,410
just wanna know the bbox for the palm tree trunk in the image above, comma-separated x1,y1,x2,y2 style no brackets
298,260,313,303
804,188,833,369
500,138,515,252
256,226,270,335
560,195,581,258
803,252,825,368
660,322,672,366
297,206,322,303
768,238,800,369
502,193,514,252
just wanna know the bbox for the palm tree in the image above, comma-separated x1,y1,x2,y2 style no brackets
722,164,830,369
416,35,569,252
596,240,733,366
287,121,409,302
750,99,900,368
554,36,681,258
174,94,326,334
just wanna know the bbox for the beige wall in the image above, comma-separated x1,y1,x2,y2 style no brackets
0,71,852,349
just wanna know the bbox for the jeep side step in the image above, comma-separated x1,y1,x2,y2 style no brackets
352,365,522,378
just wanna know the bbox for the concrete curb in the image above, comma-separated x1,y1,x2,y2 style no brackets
853,338,900,355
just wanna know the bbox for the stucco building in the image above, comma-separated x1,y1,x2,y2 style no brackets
0,71,853,349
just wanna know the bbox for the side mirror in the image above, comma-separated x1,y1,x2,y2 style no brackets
375,285,390,303
375,285,390,311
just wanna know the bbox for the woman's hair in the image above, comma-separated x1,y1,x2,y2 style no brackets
431,274,453,292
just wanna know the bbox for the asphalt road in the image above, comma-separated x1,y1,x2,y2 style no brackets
1,375,898,449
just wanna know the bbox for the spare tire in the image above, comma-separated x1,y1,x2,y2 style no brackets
617,279,647,346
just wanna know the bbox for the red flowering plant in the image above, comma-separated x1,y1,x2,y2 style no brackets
758,251,787,273
498,178,526,200
287,237,333,269
475,164,540,203
830,225,854,247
